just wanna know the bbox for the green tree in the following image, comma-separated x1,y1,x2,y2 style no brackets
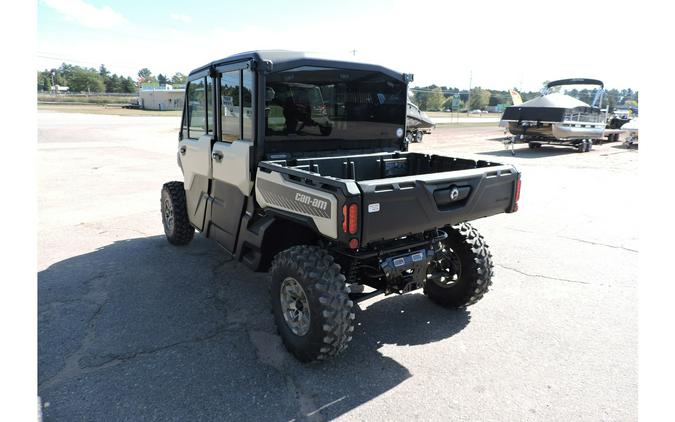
37,70,53,92
468,87,490,110
99,64,110,78
58,63,75,82
411,87,428,110
426,87,445,111
137,68,156,84
68,68,105,93
105,74,120,93
120,77,137,94
157,73,168,85
171,72,187,85
138,68,152,79
488,91,508,107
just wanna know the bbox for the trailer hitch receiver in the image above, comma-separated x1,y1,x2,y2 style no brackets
380,248,434,294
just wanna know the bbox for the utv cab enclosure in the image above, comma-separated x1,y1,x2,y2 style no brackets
161,51,521,362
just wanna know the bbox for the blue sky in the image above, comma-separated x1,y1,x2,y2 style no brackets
37,0,638,91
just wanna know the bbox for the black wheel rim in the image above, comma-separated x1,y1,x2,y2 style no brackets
427,245,462,288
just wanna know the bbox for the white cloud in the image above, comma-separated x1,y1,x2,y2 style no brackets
42,0,126,29
169,13,192,24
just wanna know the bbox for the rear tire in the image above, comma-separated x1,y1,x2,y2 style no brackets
161,181,194,246
270,245,354,362
424,223,494,308
415,131,424,142
319,125,332,136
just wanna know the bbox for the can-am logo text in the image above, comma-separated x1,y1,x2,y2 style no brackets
295,193,328,211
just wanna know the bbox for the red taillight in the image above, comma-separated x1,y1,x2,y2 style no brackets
349,238,359,249
342,203,359,235
512,177,521,212
348,204,358,234
515,178,521,202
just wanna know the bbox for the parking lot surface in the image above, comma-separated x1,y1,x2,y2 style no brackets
38,111,638,421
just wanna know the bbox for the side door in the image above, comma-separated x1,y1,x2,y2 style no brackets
178,76,214,231
208,67,255,252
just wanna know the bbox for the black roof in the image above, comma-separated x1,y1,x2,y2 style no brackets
546,78,604,88
188,50,408,81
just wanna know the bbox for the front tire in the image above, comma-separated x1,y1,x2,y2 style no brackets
161,181,194,246
270,246,354,362
424,223,494,308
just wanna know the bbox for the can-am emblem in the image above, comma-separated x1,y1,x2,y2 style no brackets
450,187,460,200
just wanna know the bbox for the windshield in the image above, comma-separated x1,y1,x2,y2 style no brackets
265,66,407,142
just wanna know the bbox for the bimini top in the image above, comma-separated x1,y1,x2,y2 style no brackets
546,78,604,89
188,50,410,82
501,92,597,122
518,92,591,109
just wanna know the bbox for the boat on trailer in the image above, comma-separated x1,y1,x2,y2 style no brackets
501,78,608,153
406,96,435,143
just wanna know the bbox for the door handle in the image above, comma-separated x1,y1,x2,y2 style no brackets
179,146,186,155
212,151,223,162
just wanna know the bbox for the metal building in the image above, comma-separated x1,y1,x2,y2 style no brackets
139,85,184,111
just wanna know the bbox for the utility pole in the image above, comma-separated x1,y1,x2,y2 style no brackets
351,49,356,56
50,69,56,96
466,70,472,115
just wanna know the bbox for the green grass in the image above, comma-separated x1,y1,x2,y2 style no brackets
38,103,182,117
38,94,137,105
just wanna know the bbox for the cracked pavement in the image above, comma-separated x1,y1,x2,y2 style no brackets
38,113,638,421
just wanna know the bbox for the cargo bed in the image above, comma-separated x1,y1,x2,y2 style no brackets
258,151,520,246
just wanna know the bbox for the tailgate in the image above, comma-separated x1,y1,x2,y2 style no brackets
358,165,519,245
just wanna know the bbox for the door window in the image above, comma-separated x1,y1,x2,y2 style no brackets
221,71,241,141
186,78,207,139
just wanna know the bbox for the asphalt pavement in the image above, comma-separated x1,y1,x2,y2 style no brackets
38,111,638,421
